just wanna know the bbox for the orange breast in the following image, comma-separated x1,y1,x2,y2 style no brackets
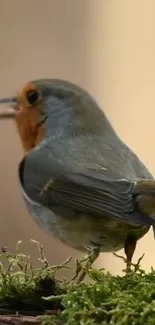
15,104,45,152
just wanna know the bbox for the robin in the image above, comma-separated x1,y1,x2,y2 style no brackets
0,78,155,281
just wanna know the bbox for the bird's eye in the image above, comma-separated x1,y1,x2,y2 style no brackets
26,89,40,105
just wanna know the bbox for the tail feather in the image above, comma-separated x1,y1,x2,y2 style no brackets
134,180,155,220
134,180,155,194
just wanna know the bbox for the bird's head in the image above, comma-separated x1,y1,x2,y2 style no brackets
0,78,111,152
0,80,49,152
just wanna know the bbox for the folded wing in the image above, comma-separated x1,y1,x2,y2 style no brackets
37,171,154,226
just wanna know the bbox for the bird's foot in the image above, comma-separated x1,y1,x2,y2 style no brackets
133,253,145,272
113,252,132,272
72,248,100,284
113,252,145,273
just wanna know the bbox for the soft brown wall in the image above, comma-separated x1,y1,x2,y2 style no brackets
0,0,154,276
90,1,155,274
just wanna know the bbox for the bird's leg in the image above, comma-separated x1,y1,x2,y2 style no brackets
76,248,100,284
73,247,100,284
113,235,137,272
124,235,137,272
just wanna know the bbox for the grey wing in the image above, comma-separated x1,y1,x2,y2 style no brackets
19,155,154,227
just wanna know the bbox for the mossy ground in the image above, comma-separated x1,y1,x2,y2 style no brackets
0,241,155,325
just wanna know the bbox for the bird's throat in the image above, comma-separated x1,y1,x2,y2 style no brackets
14,110,45,152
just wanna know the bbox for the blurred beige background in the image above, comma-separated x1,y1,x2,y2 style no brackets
0,0,154,277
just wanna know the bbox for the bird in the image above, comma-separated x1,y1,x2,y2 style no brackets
0,78,155,281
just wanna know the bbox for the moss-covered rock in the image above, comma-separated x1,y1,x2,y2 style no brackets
0,241,155,325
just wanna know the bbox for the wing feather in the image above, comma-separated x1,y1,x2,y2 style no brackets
38,172,154,225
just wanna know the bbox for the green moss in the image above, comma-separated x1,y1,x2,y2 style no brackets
0,241,155,325
0,240,68,313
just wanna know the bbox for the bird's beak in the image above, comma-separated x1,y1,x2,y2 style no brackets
0,97,18,119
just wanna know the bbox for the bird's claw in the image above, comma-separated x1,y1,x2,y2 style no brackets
113,252,145,273
113,252,132,272
72,249,100,284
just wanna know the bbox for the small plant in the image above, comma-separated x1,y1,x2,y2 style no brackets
0,241,155,325
0,240,69,314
